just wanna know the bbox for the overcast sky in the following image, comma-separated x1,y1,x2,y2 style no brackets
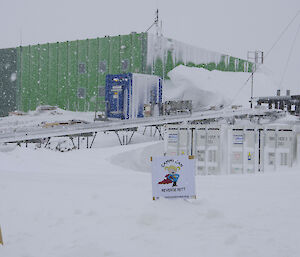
1,0,300,91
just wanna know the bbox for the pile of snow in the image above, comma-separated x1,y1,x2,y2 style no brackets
164,65,278,111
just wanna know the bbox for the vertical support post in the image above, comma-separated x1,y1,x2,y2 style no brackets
0,225,3,245
251,72,254,109
78,136,80,149
247,50,263,109
258,129,262,172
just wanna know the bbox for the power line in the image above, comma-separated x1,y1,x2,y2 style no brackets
227,10,300,107
279,21,300,88
265,10,300,59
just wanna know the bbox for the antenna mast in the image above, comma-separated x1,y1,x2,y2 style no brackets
145,8,162,36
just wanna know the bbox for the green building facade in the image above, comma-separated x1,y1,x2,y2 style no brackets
0,32,253,116
0,48,17,117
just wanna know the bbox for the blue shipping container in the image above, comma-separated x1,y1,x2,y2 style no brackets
105,73,162,119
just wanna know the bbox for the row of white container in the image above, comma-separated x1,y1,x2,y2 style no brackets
164,124,299,175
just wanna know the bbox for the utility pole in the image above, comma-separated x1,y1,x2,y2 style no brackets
247,50,264,108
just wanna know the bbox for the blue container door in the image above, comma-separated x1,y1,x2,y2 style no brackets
108,85,125,119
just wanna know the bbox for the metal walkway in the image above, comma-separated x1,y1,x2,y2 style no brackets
0,108,283,145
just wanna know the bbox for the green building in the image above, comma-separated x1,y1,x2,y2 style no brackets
0,32,253,117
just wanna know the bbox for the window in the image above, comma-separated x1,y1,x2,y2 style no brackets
98,86,105,97
121,59,129,72
78,63,86,74
77,88,86,99
99,61,107,73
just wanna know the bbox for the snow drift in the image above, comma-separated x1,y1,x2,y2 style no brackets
164,65,278,111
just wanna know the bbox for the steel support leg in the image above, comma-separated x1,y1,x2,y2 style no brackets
127,131,135,144
70,137,76,148
89,132,97,148
143,126,147,135
115,131,123,145
153,126,157,136
44,137,51,148
156,126,164,140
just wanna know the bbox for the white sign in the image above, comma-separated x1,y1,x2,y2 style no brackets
168,133,178,143
233,135,244,144
151,155,196,199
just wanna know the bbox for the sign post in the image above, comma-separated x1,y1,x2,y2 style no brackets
151,155,196,200
0,226,3,245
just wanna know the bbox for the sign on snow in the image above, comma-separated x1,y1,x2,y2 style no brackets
151,155,196,200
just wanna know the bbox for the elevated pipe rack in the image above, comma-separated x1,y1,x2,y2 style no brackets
0,108,285,146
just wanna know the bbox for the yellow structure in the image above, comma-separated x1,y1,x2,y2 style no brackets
0,226,3,245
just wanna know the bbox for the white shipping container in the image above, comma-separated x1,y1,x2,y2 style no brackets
106,73,162,119
164,123,298,175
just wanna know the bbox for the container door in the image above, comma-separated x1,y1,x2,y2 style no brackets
243,129,258,174
276,129,294,168
206,128,221,175
178,128,192,156
263,129,276,171
230,130,244,174
108,85,124,118
194,127,206,175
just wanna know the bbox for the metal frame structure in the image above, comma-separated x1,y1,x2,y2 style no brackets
0,108,285,147
254,91,300,115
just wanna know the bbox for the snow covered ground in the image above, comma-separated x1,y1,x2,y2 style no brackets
1,131,300,257
0,65,299,257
